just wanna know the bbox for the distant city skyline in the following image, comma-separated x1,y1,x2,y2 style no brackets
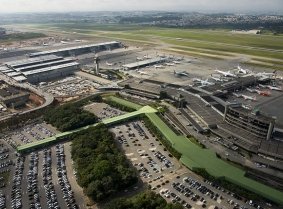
0,0,282,14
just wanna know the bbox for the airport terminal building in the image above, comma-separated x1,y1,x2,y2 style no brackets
28,41,122,57
1,55,80,83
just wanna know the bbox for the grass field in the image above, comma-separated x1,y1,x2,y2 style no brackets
108,96,283,205
21,23,283,69
0,32,46,44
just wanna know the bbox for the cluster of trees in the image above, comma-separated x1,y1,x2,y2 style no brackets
119,14,182,24
44,95,102,131
0,32,46,41
106,190,183,209
71,124,138,201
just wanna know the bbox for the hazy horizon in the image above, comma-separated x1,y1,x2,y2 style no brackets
0,0,282,14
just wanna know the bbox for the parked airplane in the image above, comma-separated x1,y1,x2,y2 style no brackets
215,69,237,77
60,41,68,44
267,85,282,91
232,93,241,98
173,61,181,64
154,65,164,69
174,70,189,77
247,88,271,96
137,70,149,75
136,57,144,61
165,63,175,66
143,55,151,59
210,76,225,82
256,70,277,77
246,88,256,93
242,95,257,101
106,61,114,66
237,65,251,74
42,43,49,46
255,90,271,96
193,78,215,86
258,84,267,88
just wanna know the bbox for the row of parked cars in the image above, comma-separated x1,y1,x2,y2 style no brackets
11,156,25,209
43,149,61,209
0,191,5,209
55,144,78,209
154,151,173,168
27,152,42,209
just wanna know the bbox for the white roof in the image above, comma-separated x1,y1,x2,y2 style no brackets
7,72,22,77
13,76,27,82
22,62,79,76
29,41,120,57
5,55,61,68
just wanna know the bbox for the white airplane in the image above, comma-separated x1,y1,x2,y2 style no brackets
233,93,241,98
267,85,282,91
154,65,164,69
256,70,277,77
210,76,225,82
258,84,267,88
165,63,175,66
143,55,151,59
255,89,271,96
60,41,68,44
215,69,237,77
242,95,257,101
173,61,181,64
106,61,114,66
174,70,189,77
136,57,144,61
137,70,149,75
75,39,82,42
193,78,215,86
42,43,49,46
237,65,251,74
246,88,256,93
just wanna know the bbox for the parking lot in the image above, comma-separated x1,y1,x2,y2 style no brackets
84,102,125,121
2,122,58,148
40,76,100,97
0,120,87,209
86,102,266,209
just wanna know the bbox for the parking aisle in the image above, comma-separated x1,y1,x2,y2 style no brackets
21,155,30,209
38,151,48,209
51,146,67,209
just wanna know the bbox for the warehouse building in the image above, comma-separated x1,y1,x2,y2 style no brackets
28,41,122,57
2,55,80,84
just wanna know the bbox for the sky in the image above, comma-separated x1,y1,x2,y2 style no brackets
0,0,282,13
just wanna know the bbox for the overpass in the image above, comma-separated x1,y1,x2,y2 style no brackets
16,105,156,153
